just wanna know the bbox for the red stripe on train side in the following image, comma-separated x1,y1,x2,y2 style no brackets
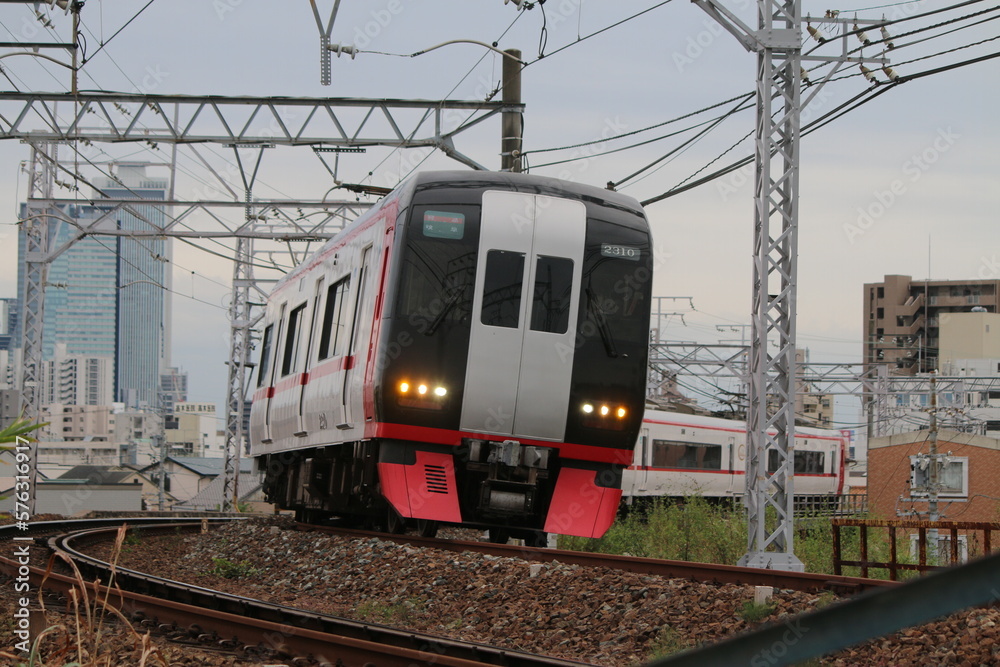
254,355,355,403
629,466,835,478
642,417,846,442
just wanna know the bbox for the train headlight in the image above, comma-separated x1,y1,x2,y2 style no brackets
580,400,630,430
397,379,447,410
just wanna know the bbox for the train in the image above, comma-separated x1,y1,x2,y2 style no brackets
249,171,653,542
621,409,849,504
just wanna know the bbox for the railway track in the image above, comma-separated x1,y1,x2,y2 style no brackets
1,518,590,667
295,522,896,594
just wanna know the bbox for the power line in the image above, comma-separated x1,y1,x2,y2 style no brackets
80,0,157,66
523,92,753,156
521,0,996,186
527,112,741,170
614,95,752,189
638,46,999,207
522,1,675,67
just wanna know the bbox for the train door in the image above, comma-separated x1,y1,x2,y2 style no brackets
726,435,737,496
337,246,372,429
461,191,586,441
256,306,285,444
295,277,325,437
635,427,650,494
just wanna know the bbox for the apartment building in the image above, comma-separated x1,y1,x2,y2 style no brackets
863,275,1000,375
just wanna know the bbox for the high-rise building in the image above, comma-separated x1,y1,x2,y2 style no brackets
98,163,171,408
16,163,170,409
863,275,1000,375
39,344,114,406
0,298,17,351
159,366,189,414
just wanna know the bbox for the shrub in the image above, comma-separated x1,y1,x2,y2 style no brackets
209,557,258,579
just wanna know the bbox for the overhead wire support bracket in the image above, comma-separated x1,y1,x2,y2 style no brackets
310,0,343,86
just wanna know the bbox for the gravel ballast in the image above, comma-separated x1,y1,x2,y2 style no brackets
75,517,1000,666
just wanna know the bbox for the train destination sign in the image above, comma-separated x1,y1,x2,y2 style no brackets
423,211,465,239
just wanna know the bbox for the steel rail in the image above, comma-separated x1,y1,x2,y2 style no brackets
36,521,589,667
1,554,494,666
297,523,896,594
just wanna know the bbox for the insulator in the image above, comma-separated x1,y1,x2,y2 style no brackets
882,64,900,81
855,25,872,46
807,24,826,44
327,43,357,59
800,67,811,85
859,64,877,83
880,26,895,49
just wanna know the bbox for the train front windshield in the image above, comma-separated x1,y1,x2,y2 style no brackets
564,215,652,450
381,203,482,429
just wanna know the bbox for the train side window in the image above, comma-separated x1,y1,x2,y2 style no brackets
303,278,324,371
530,256,573,334
281,303,307,376
481,249,525,328
766,450,826,474
318,277,350,360
256,324,273,387
651,439,722,471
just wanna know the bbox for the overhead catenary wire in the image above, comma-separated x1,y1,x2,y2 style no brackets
519,0,996,191
637,46,1000,207
79,0,157,67
521,0,675,66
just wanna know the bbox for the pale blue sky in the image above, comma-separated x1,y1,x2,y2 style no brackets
0,1,996,425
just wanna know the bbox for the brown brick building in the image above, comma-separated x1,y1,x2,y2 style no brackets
868,429,1000,523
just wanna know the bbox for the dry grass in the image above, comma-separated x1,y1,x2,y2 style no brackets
0,524,168,666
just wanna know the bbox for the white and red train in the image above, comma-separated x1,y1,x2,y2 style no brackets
249,171,653,541
622,410,848,503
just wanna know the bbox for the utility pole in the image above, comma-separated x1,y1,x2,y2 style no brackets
927,371,940,562
155,430,167,511
693,0,889,570
501,48,522,172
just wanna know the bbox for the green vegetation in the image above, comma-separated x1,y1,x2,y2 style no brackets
0,416,47,448
209,557,259,579
646,626,689,660
561,496,745,564
355,599,422,623
738,600,775,623
560,497,922,580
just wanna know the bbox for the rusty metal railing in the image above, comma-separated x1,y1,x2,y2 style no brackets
832,518,1000,580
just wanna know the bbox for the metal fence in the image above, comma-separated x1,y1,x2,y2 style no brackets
831,518,1000,581
793,493,868,518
